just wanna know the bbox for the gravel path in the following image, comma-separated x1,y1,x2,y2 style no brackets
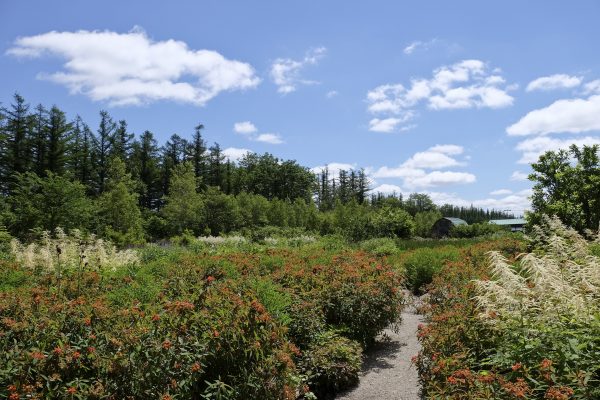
336,293,423,400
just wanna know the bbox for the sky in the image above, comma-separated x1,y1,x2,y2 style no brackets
2,1,600,215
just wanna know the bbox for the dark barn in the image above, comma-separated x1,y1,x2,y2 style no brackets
431,217,468,238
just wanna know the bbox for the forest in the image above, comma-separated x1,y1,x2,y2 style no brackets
0,93,514,244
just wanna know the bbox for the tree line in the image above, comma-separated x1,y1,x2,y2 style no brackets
0,93,515,244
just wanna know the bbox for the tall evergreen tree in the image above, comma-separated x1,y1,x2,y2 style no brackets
110,119,134,168
45,105,72,175
30,104,48,176
94,110,116,194
0,93,32,192
208,143,225,188
131,130,161,209
191,123,207,184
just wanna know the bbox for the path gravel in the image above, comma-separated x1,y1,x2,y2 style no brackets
336,293,423,400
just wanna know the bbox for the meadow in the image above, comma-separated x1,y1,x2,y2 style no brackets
2,220,599,399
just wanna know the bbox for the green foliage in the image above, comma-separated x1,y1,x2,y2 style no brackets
358,237,399,256
162,162,205,235
450,221,507,238
400,246,460,294
529,144,600,232
8,172,94,238
369,206,414,239
299,331,362,398
414,209,442,237
0,241,404,399
96,158,145,245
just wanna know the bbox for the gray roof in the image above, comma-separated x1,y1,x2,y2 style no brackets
489,218,526,225
443,217,468,226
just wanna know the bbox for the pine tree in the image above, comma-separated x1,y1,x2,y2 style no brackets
131,130,161,209
0,93,32,192
96,158,145,245
45,105,72,175
94,110,116,194
191,123,207,184
110,119,134,168
30,104,48,176
208,143,225,188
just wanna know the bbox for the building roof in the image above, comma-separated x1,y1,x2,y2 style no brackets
443,217,468,226
489,218,526,225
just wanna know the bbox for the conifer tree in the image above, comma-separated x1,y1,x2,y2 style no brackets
131,130,161,209
94,110,116,194
0,93,32,192
45,105,72,175
96,157,144,245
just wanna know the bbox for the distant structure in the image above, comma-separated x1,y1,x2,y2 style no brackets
431,217,468,238
489,218,526,232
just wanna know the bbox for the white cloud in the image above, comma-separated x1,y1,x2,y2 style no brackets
371,184,403,195
406,171,475,188
490,189,513,196
506,95,600,136
428,144,464,155
526,74,582,92
427,189,532,214
254,133,283,144
326,90,338,98
366,59,513,130
403,150,464,169
515,135,600,164
368,144,473,189
583,79,600,94
270,47,326,94
223,147,252,162
510,171,529,181
7,28,260,106
403,39,438,55
368,117,411,133
311,162,355,176
233,121,257,135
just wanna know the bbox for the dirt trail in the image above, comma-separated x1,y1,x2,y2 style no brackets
336,293,423,400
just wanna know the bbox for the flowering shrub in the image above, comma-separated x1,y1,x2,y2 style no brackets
415,218,600,399
0,240,404,399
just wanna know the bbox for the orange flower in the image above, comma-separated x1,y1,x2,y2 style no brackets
151,314,161,321
540,358,553,369
511,362,522,371
191,362,202,372
66,386,77,394
206,275,216,283
162,339,172,350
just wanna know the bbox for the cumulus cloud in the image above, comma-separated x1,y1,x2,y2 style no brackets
510,171,529,181
368,144,473,189
371,184,403,195
223,147,252,162
515,135,600,164
232,122,283,144
403,39,438,55
7,28,260,106
506,95,600,136
366,59,513,130
311,162,355,176
526,74,582,92
427,189,532,213
254,133,283,144
583,79,600,94
270,47,326,94
368,117,413,133
490,189,513,196
233,121,257,135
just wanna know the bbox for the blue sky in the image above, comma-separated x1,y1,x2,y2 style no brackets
2,1,600,214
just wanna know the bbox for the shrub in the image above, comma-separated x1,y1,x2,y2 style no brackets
298,331,362,398
358,237,398,256
401,246,460,294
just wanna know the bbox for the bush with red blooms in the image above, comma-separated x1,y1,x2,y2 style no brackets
0,240,404,399
414,229,600,399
